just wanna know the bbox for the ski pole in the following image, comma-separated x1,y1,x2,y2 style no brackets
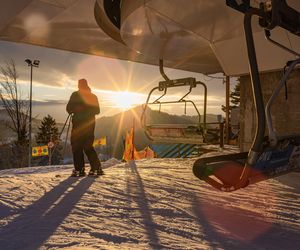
50,114,71,162
62,114,72,159
58,114,71,140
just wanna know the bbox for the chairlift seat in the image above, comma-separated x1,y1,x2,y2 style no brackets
145,124,205,144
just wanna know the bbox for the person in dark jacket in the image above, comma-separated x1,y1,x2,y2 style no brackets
66,78,103,176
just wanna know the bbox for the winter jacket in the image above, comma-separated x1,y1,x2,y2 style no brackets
66,90,100,127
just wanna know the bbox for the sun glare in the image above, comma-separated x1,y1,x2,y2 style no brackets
111,91,144,110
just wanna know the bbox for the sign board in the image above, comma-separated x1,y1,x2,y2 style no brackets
32,145,49,157
93,137,107,147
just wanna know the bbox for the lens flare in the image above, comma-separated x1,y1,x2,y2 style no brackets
23,14,49,38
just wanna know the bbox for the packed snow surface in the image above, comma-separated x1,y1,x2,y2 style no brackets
0,157,299,249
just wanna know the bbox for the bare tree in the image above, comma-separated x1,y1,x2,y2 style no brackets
0,59,29,167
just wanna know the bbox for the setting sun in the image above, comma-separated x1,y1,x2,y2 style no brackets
110,91,145,110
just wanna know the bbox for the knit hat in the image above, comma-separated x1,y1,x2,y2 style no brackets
78,78,90,90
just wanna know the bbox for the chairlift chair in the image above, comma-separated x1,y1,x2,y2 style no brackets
193,0,300,191
141,60,224,146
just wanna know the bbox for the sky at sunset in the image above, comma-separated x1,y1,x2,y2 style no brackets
0,40,235,123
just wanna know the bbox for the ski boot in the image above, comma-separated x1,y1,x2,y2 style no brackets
71,168,86,177
88,168,104,176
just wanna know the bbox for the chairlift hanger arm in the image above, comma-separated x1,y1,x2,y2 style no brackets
159,59,169,81
159,59,196,89
156,59,196,103
244,8,266,165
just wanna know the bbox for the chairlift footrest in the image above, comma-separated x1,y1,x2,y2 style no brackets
193,142,300,191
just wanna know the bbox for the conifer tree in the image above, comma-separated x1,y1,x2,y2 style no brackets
35,115,62,165
36,115,59,143
230,82,240,108
222,81,240,113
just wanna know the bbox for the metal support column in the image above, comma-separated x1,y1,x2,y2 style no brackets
226,75,230,144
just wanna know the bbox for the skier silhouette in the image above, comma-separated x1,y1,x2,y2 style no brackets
66,78,103,176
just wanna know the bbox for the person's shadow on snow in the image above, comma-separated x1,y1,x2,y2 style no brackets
0,176,95,250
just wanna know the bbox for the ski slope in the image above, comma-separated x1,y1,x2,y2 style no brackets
0,157,299,250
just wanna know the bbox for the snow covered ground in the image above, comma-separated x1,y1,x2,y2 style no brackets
0,157,299,250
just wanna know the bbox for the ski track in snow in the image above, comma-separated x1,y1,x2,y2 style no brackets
0,157,299,250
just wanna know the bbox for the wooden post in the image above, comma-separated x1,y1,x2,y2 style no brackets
48,135,53,166
219,122,224,149
226,75,230,144
48,147,52,166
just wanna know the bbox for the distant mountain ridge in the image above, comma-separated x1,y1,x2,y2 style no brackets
0,107,219,158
